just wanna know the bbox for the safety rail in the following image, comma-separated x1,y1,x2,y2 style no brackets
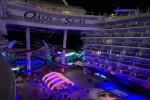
7,3,101,30
106,8,150,21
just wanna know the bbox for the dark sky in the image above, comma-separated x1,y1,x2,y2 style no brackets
66,0,149,14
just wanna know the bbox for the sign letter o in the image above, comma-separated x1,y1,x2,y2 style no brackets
24,12,36,19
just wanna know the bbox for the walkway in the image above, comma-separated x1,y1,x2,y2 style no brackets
16,69,118,100
57,69,117,100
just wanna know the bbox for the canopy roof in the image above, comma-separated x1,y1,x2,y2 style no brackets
41,0,68,5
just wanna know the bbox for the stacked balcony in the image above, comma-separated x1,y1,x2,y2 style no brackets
81,15,150,88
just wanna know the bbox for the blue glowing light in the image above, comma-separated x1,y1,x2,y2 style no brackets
15,59,43,64
114,9,139,13
96,82,149,100
101,75,106,79
23,69,34,73
68,62,73,65
95,73,100,76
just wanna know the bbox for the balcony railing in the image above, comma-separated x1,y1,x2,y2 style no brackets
146,20,150,25
134,63,150,69
104,19,150,30
136,53,150,59
112,42,123,46
7,4,100,29
108,57,119,62
119,60,134,65
143,32,150,37
124,43,139,47
111,33,125,37
128,21,146,27
111,50,121,54
106,8,150,21
101,33,111,37
113,23,128,28
103,25,113,29
124,52,136,56
93,34,101,37
140,43,150,48
126,33,142,37
100,49,108,52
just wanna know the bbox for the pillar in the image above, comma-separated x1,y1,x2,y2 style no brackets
61,30,67,72
26,28,31,75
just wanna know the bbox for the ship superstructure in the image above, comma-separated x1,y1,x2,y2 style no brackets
81,9,150,89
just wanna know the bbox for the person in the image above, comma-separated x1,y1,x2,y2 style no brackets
46,94,49,100
57,95,62,100
59,94,63,100
53,94,58,100
67,97,71,100
34,78,37,84
39,83,42,88
77,97,81,100
43,88,46,93
86,89,90,95
49,94,53,100
64,94,68,100
44,93,48,100
98,90,101,93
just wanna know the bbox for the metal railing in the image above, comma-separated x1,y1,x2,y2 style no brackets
106,7,150,21
6,14,100,29
7,4,100,29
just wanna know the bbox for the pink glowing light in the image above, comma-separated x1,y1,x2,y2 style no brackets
51,81,64,90
42,72,61,81
47,77,61,87
45,75,59,83
43,72,74,90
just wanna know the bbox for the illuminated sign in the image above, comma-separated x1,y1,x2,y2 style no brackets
24,12,86,24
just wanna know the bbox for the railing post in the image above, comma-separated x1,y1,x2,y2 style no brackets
147,7,150,13
92,12,94,15
136,10,139,15
99,12,101,16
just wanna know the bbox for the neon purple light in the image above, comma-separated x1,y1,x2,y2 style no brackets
43,72,74,90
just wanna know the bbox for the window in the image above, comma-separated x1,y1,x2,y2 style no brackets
62,11,72,14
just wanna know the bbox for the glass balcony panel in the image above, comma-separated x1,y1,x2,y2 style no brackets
126,33,142,37
111,50,121,54
124,52,136,56
124,43,139,47
101,33,110,37
146,20,150,25
143,32,150,37
104,25,112,29
140,43,150,48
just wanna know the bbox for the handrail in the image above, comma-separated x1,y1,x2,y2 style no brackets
15,41,44,55
106,8,150,21
6,3,100,29
6,14,99,29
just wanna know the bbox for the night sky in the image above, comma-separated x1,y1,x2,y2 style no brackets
66,0,150,14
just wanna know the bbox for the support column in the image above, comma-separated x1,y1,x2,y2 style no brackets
26,28,31,75
61,30,67,72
